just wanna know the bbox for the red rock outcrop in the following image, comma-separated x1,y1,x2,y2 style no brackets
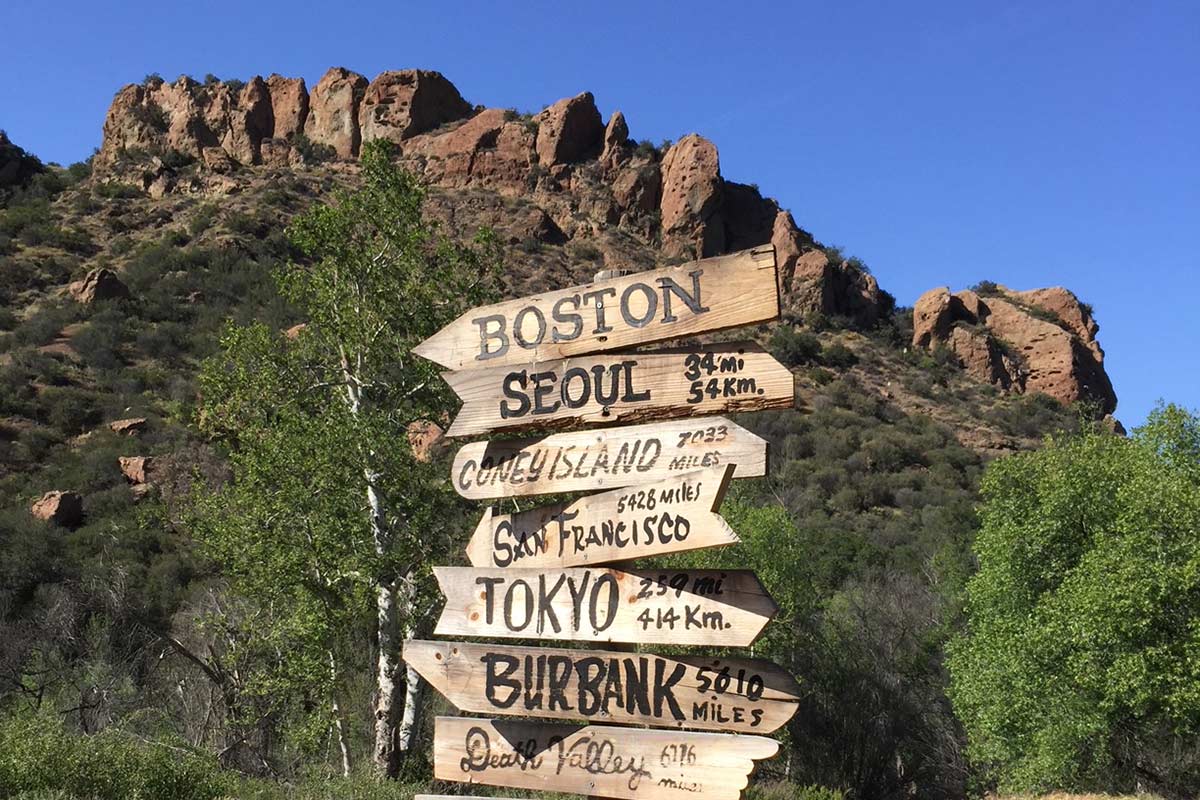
359,70,473,145
535,92,604,168
405,108,535,191
69,268,129,304
660,134,724,259
119,456,156,485
912,285,1116,413
109,417,147,435
304,67,368,159
90,67,891,331
601,111,629,168
266,75,308,139
407,420,449,463
31,491,83,527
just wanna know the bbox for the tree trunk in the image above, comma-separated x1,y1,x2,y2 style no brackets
329,651,352,778
371,578,402,779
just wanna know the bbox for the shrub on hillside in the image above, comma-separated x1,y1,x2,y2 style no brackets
0,713,227,800
770,326,822,367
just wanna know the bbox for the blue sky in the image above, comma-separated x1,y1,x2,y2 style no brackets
3,0,1196,427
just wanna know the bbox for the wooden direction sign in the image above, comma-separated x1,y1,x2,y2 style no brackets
434,716,779,800
404,639,801,733
443,341,794,438
452,416,767,500
433,566,777,647
466,464,738,569
414,246,778,372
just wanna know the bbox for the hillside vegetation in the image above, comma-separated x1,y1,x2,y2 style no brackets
0,68,1159,800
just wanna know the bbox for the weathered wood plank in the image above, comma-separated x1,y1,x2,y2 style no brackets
433,566,777,647
443,341,794,438
404,639,800,733
466,464,737,569
451,416,767,500
414,246,778,372
434,716,779,800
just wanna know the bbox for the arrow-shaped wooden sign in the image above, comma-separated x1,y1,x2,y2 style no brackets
413,246,778,372
452,416,767,500
443,341,794,438
433,566,777,647
466,464,737,569
404,639,801,734
434,716,779,800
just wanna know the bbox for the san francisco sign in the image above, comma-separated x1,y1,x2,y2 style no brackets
452,416,767,500
433,716,780,800
443,342,794,438
404,640,800,733
433,566,777,647
466,464,737,569
414,247,778,372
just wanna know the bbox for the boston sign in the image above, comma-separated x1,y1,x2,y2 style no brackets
414,246,778,372
404,640,801,734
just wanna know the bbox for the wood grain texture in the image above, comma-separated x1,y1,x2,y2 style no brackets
434,716,779,800
451,416,767,500
466,464,737,569
444,341,794,438
414,246,778,372
433,566,777,647
404,639,800,733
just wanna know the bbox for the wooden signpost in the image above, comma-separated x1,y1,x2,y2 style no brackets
442,342,794,438
451,416,768,500
433,716,779,800
413,247,778,372
404,639,800,733
433,566,776,647
465,464,738,569
412,250,795,799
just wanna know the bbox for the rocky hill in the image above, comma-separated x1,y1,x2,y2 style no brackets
85,67,1117,439
0,66,1126,798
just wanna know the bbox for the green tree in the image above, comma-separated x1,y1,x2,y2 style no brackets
194,141,499,778
947,404,1200,797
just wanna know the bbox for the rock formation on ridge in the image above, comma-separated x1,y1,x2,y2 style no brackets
912,284,1116,413
93,66,888,328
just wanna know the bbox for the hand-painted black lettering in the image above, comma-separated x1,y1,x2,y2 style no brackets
482,653,521,708
551,294,583,342
473,314,510,361
500,371,531,418
658,270,709,322
620,283,658,328
513,305,547,349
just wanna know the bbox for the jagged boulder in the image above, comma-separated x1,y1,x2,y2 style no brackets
359,70,473,146
118,456,156,485
304,67,368,159
266,75,308,139
109,417,147,435
535,92,604,167
31,491,83,527
407,420,449,463
69,268,129,304
220,77,273,164
912,284,1116,413
601,111,629,168
406,108,535,190
660,134,724,258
